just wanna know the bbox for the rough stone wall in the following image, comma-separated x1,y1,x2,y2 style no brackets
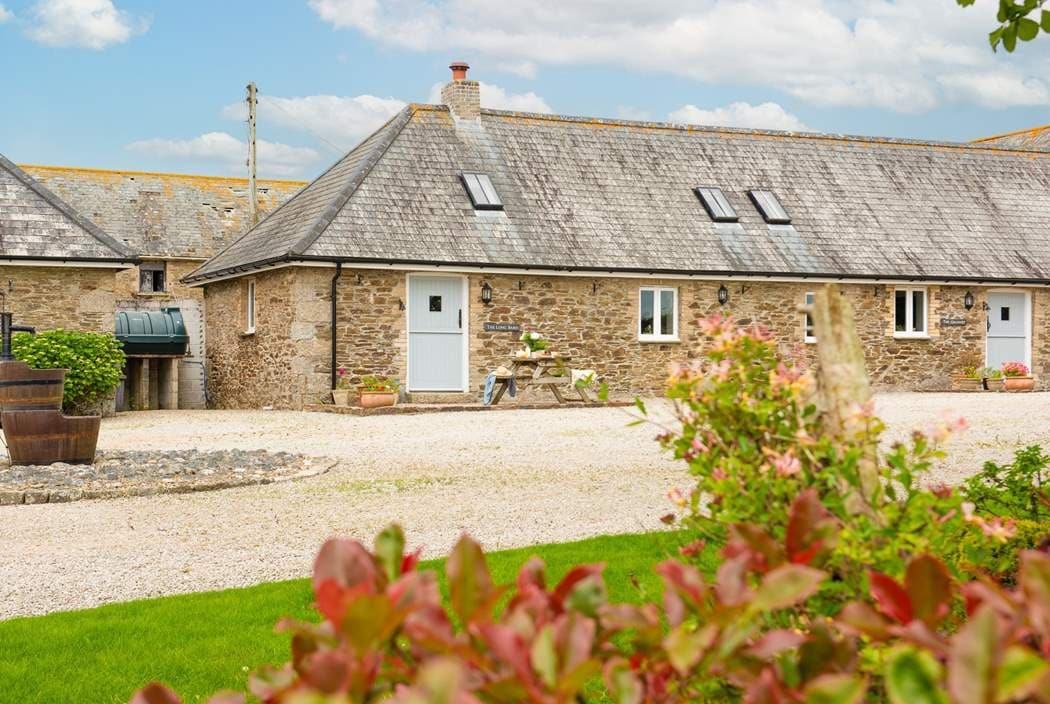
204,267,330,409
204,265,1042,409
114,259,204,302
0,265,118,332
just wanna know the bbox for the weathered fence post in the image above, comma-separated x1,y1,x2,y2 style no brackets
807,284,881,507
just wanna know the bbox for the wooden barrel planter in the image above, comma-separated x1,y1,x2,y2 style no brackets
1,410,101,465
0,361,65,415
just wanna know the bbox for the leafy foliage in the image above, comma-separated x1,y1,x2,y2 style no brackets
11,329,124,411
131,516,1050,703
656,314,966,604
957,0,1050,52
359,375,400,393
963,445,1050,522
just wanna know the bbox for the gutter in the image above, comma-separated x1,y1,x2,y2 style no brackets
182,252,1050,288
330,262,342,392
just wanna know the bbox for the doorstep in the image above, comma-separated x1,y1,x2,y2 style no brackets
303,400,631,416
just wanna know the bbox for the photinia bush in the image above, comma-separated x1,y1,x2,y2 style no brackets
131,513,1050,703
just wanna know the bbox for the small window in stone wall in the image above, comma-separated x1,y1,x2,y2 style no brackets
804,292,816,342
139,262,166,293
894,287,927,337
639,286,678,341
245,279,256,334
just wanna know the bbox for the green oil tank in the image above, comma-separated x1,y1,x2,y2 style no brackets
115,308,189,356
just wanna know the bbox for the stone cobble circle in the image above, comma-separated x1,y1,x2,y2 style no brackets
0,449,334,505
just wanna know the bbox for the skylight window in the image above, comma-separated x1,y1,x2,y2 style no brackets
694,187,738,222
461,173,503,211
748,190,791,224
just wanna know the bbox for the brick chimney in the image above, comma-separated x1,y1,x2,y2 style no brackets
440,61,480,121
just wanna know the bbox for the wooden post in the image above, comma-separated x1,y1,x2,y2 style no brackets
808,284,881,508
246,82,258,227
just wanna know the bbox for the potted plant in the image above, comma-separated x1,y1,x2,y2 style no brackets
950,351,983,391
980,366,1003,391
358,375,399,408
519,331,548,358
1001,361,1035,392
330,366,353,406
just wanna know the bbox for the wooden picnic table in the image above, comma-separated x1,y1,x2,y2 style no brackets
490,354,595,405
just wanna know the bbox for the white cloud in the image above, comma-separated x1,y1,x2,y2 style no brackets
617,106,652,121
939,72,1050,108
26,0,148,49
669,102,811,131
427,81,552,113
222,94,407,152
0,4,14,23
308,0,1046,113
126,132,321,178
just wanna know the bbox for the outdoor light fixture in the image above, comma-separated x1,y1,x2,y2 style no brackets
717,284,729,305
963,290,975,311
480,281,493,305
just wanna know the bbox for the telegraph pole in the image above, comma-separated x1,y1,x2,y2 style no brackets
246,81,258,226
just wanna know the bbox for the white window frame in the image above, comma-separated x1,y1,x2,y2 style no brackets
638,286,679,342
804,292,816,343
893,287,928,338
245,279,256,334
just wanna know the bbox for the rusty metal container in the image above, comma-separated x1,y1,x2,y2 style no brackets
2,410,100,465
0,360,65,413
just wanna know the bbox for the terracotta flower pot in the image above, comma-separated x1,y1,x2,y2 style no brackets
1003,376,1035,392
331,389,350,406
359,390,397,408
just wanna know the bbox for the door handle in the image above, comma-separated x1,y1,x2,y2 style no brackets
458,309,462,329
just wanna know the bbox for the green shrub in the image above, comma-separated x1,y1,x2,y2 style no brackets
12,330,124,411
946,517,1050,580
963,445,1050,521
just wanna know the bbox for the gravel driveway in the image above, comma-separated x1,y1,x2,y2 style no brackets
3,392,1050,619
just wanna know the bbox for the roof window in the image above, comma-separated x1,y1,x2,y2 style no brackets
461,173,503,211
748,190,791,224
694,187,738,222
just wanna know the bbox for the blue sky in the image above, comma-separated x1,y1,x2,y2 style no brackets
2,0,1049,180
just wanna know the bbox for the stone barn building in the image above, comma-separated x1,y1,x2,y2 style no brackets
23,165,304,408
181,65,1050,410
0,154,135,332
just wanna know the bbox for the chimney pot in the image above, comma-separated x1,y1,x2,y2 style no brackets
449,61,470,81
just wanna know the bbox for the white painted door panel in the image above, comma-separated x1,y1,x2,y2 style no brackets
986,292,1028,370
408,276,465,391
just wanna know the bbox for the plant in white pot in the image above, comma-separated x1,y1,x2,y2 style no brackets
331,366,352,406
519,330,548,358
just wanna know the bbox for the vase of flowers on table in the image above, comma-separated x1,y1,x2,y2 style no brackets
331,366,352,406
1001,361,1035,392
519,331,548,358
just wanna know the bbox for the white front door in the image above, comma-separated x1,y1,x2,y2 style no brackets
408,275,466,391
986,291,1030,371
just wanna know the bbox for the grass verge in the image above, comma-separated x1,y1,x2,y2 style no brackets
0,530,711,703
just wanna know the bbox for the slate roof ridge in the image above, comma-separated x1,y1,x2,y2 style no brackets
18,163,309,186
0,153,136,260
971,123,1050,148
422,104,1050,157
290,104,417,256
184,106,416,282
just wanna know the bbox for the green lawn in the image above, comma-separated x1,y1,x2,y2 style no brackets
0,530,710,704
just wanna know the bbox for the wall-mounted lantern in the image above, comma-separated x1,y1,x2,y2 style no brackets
480,281,493,305
717,284,729,306
963,290,975,311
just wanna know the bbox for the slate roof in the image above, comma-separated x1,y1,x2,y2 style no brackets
22,165,305,259
973,124,1050,151
0,154,134,262
188,105,1050,284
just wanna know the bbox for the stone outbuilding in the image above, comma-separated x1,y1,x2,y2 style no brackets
186,64,1050,409
0,154,135,332
23,165,303,408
